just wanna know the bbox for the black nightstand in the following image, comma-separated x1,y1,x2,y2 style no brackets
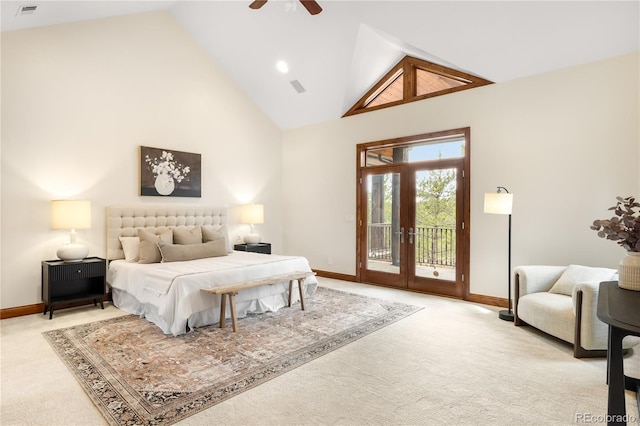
234,243,271,255
41,257,106,319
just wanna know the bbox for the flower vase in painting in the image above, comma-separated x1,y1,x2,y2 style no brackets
154,173,175,195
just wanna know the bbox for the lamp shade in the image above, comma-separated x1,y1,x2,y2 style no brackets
241,204,264,225
51,200,91,229
484,193,513,215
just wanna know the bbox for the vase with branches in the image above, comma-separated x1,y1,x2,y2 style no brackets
591,196,640,290
591,196,640,252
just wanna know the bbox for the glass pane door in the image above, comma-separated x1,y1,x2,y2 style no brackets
413,169,457,282
363,170,406,287
357,129,469,299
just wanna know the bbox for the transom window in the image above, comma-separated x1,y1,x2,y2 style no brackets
344,56,492,117
362,135,465,167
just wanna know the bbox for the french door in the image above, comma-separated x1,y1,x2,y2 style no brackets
357,129,470,299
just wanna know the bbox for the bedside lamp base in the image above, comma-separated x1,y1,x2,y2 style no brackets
57,243,89,262
243,233,261,244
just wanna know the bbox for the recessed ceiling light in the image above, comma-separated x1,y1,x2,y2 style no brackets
276,61,289,74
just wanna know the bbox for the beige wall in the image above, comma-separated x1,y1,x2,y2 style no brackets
1,10,638,310
1,11,283,309
282,52,640,299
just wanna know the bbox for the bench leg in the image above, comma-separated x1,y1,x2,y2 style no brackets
229,292,238,332
219,293,239,332
288,280,293,307
298,279,305,311
219,293,227,328
287,279,306,310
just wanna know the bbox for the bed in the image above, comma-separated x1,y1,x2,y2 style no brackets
105,205,318,336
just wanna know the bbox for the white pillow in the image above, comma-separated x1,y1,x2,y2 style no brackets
549,265,616,296
119,237,140,262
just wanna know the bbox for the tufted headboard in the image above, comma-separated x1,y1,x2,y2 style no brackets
106,205,228,260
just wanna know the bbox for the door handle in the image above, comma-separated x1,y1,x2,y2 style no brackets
396,227,404,244
408,228,416,244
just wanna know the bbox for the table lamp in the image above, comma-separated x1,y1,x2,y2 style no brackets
241,204,264,244
51,200,91,262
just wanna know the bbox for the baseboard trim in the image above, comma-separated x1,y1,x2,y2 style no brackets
0,278,506,320
1,294,113,320
468,293,508,308
315,270,508,309
313,269,357,282
0,303,43,319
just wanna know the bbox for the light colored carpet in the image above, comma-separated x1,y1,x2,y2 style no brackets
1,278,639,425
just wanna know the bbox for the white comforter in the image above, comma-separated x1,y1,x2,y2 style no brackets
107,251,318,335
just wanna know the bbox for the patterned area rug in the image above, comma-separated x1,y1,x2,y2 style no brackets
43,287,421,426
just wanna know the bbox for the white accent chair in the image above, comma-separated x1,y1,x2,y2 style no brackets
513,265,636,358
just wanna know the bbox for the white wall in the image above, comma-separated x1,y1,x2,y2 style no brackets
1,11,283,309
282,52,640,299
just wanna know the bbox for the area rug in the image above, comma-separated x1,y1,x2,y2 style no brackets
43,287,421,426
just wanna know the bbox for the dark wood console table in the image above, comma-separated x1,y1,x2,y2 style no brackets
597,281,640,425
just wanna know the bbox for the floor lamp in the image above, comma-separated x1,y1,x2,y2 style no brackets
484,187,514,321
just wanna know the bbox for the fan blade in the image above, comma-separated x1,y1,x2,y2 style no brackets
249,0,268,10
299,0,322,15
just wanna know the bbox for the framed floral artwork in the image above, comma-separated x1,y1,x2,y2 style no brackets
140,146,201,197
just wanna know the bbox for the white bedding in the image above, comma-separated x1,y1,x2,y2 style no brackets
107,251,318,335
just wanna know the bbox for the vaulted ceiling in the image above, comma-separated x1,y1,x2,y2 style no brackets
2,1,638,130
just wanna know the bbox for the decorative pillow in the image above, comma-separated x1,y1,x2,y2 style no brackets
549,264,617,296
119,237,140,262
158,239,228,262
138,229,173,264
173,226,202,245
202,224,231,253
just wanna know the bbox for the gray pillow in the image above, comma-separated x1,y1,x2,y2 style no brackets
138,229,173,264
201,224,232,253
158,238,228,263
201,225,224,242
173,226,202,245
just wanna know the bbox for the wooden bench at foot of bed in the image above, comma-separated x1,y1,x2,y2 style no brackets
201,271,316,332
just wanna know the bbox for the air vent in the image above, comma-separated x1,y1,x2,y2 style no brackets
290,80,306,94
16,4,38,16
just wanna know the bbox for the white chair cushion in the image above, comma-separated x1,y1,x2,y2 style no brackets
517,292,575,344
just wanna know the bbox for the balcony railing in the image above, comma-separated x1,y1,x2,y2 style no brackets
368,223,456,267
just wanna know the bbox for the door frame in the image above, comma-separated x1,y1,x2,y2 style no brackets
355,127,471,300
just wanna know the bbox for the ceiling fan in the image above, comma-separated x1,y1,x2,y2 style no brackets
249,0,323,16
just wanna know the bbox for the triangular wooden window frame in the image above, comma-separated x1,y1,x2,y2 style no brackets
343,56,493,117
